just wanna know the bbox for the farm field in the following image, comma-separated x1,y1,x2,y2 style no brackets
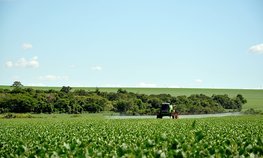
1,85,262,111
0,114,262,157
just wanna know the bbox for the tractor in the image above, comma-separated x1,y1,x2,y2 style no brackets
157,103,178,119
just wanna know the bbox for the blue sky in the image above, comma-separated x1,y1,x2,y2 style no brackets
1,0,263,88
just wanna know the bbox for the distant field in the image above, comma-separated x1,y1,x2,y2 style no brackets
1,85,262,111
84,87,263,111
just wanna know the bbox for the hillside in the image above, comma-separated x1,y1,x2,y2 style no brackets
1,86,262,111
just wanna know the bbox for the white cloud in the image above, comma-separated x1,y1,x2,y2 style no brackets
249,43,263,54
195,79,203,84
5,61,13,68
39,75,69,81
5,56,39,68
137,82,157,87
22,43,33,50
91,66,102,71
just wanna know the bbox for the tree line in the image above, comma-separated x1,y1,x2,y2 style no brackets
0,82,247,115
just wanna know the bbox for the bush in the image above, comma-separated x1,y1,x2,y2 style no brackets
0,86,247,115
16,113,34,118
2,113,34,119
3,113,16,119
243,108,262,115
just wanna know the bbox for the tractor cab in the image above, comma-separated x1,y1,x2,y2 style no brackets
157,103,178,119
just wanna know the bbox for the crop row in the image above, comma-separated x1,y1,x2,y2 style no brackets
0,115,262,157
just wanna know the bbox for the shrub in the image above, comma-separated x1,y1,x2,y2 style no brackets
3,113,16,119
243,108,262,115
2,113,34,119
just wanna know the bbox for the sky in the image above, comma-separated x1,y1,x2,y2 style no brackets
0,0,263,88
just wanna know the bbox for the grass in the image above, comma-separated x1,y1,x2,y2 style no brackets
1,85,263,111
0,114,262,157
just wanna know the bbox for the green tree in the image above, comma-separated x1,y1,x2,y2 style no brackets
10,81,25,94
114,100,133,113
11,81,23,88
74,89,87,96
148,97,162,109
233,94,247,111
212,94,233,109
7,94,37,113
236,94,247,104
117,88,127,94
83,95,108,113
60,86,72,93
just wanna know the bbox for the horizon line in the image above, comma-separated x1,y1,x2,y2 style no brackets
0,84,262,90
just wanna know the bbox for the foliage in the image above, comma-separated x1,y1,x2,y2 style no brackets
0,83,247,114
60,86,72,93
0,94,37,113
1,85,262,111
11,81,23,88
2,113,34,119
0,115,262,157
243,108,263,115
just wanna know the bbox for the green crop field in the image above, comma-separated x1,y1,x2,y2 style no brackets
1,85,263,111
0,114,262,157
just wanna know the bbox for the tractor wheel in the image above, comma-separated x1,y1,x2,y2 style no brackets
172,112,178,119
157,114,162,119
